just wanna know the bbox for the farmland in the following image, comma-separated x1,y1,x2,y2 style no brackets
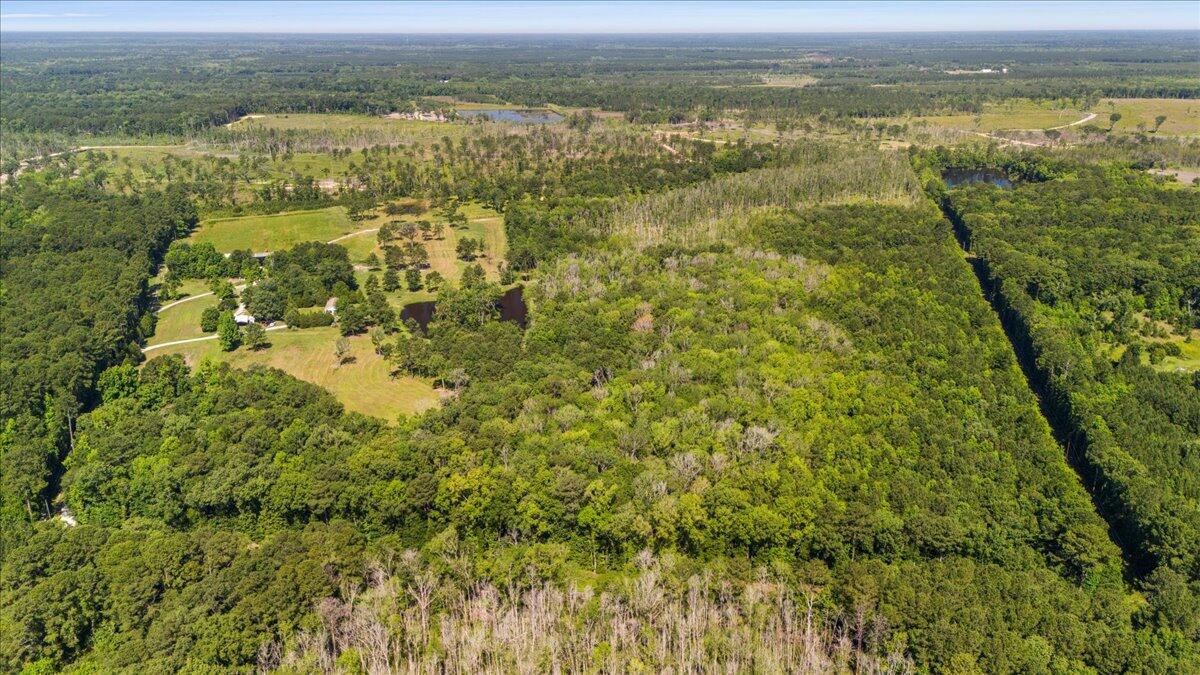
898,100,1091,131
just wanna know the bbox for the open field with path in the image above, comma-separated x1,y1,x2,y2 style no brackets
148,293,218,346
189,206,354,252
356,202,505,277
147,327,440,420
899,101,1091,132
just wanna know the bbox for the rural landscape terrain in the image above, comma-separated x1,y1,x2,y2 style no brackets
1,20,1199,674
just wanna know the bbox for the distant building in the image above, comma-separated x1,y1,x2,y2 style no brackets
324,297,338,315
234,304,255,325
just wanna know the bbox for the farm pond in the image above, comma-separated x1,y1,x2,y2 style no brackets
942,168,1013,189
400,286,527,331
458,109,563,124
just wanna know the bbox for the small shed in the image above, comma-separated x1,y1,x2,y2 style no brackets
324,297,338,315
234,304,256,325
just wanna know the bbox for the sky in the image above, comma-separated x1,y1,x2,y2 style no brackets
1,1,1198,33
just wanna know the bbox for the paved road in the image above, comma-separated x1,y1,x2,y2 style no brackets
143,324,289,353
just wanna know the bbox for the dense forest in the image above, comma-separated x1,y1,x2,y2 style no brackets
2,30,1199,674
931,157,1200,646
0,183,196,532
8,203,1174,672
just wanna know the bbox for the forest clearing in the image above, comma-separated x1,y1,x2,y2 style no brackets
190,206,355,252
150,326,440,419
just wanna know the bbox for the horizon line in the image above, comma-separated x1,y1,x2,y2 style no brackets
3,28,1198,35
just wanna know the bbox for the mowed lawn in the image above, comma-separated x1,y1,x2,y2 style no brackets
190,207,358,252
1102,98,1200,136
148,294,217,346
148,327,441,420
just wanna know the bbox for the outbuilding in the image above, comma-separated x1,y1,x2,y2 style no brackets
324,297,338,315
234,304,256,325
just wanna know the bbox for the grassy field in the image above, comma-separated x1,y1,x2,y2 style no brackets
1102,98,1200,136
228,113,468,135
1154,331,1200,373
148,295,218,346
149,327,441,420
226,113,473,150
149,272,210,299
190,206,357,252
423,96,526,111
900,101,1090,132
340,201,508,309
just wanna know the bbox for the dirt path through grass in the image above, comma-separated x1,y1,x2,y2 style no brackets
1046,112,1097,130
143,324,289,352
326,227,379,244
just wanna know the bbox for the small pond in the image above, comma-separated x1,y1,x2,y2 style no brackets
942,168,1013,189
400,286,527,332
458,108,563,124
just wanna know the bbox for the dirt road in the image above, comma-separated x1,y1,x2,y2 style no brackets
142,324,288,353
1046,112,1098,131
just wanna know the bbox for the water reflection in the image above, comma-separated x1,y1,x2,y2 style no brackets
943,168,1013,189
400,286,527,332
458,109,563,124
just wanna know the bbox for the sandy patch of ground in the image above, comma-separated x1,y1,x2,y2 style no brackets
1149,168,1200,184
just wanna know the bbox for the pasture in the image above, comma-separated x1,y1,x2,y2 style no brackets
1102,98,1200,136
901,101,1091,132
190,206,356,252
149,327,441,420
359,202,506,281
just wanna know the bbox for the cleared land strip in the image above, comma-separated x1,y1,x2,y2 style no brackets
4,145,186,182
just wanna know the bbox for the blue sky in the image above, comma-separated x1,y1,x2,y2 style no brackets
1,1,1197,33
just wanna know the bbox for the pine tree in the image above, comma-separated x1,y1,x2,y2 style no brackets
383,268,400,292
217,312,241,351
